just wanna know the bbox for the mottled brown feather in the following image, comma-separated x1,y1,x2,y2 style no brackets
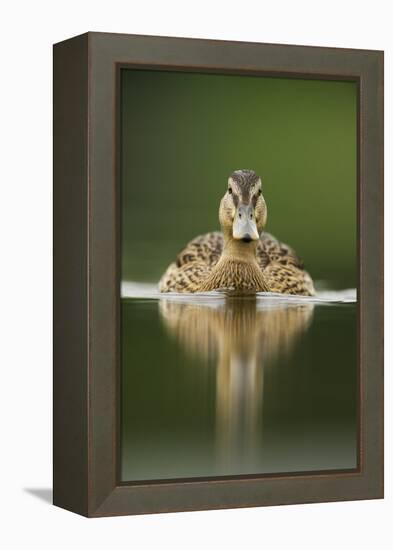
159,231,314,295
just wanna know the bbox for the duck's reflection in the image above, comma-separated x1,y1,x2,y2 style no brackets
159,295,314,473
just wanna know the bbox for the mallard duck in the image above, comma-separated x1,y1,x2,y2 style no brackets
159,169,314,295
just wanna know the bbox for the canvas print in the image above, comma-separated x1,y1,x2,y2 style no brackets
120,69,357,482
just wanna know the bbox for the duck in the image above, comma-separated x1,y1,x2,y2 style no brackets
159,169,314,295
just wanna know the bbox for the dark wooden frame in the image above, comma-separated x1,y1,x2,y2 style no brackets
53,32,383,517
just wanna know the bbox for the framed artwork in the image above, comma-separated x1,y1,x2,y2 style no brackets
53,32,383,516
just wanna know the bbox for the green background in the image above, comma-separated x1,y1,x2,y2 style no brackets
121,70,357,289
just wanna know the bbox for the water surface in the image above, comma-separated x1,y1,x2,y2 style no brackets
121,284,357,482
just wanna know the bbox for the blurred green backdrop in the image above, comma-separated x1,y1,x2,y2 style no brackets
121,70,357,289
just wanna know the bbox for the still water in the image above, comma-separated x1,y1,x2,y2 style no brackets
121,284,357,482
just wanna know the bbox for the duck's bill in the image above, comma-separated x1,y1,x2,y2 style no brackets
232,206,260,242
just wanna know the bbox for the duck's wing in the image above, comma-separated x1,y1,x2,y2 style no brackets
159,232,223,292
257,232,304,270
175,231,224,268
257,232,314,296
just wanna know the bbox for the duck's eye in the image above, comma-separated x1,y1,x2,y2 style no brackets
258,189,262,196
228,187,232,194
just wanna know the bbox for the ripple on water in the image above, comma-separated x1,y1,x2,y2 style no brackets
120,281,356,309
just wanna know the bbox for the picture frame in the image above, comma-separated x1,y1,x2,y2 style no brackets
53,32,383,517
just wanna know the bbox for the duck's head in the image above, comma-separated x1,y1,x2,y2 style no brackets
219,169,267,243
